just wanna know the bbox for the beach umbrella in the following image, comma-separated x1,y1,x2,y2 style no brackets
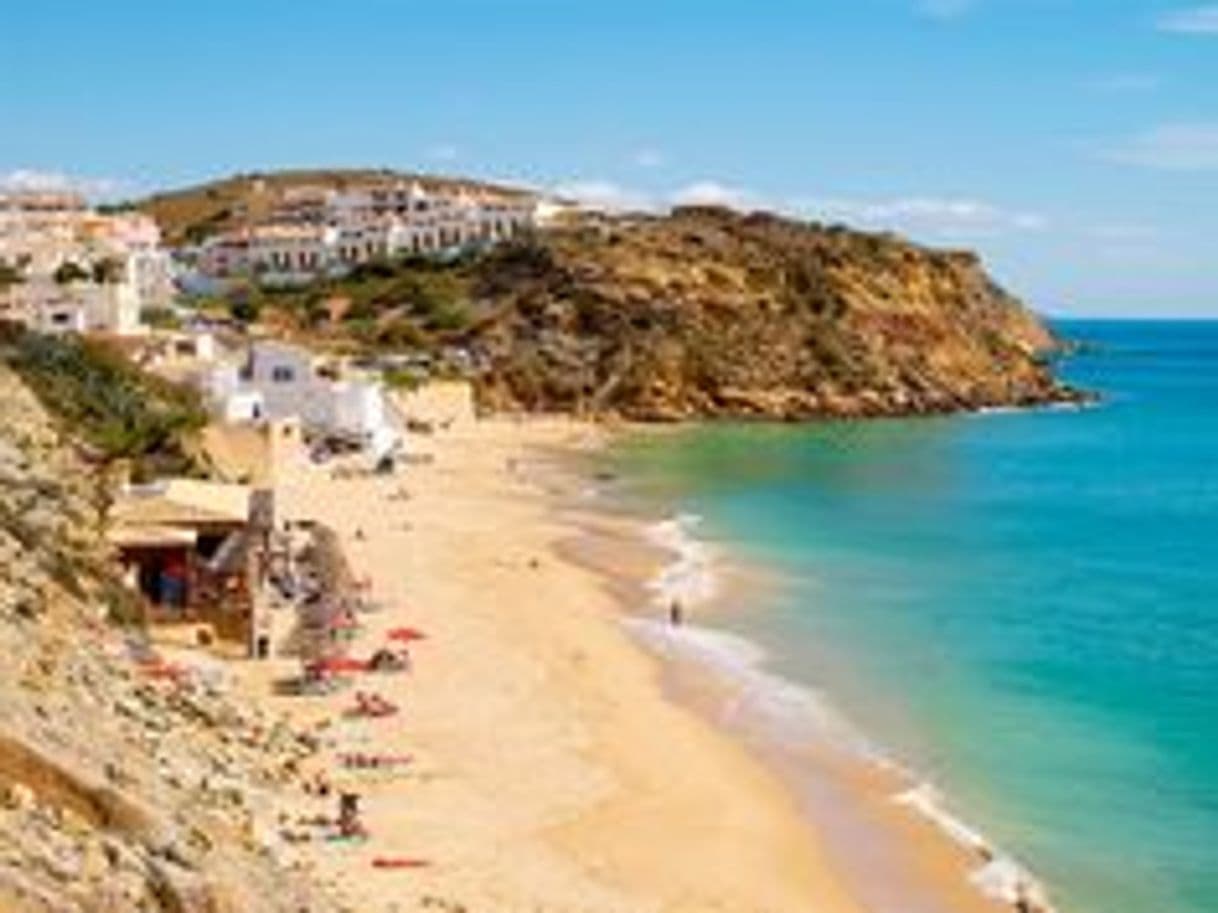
318,656,367,674
386,626,427,642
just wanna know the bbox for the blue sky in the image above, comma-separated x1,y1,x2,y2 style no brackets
2,1,1216,316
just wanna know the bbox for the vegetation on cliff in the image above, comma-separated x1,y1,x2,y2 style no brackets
0,362,337,913
0,327,207,479
209,204,1079,420
220,253,478,351
467,207,1078,418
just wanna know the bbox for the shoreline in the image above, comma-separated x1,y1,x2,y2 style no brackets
230,415,866,913
222,412,1052,913
548,435,1055,913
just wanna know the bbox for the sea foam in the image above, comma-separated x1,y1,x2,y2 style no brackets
643,513,719,610
633,513,875,756
629,512,1056,913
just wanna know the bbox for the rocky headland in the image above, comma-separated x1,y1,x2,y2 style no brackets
468,207,1083,420
138,173,1083,423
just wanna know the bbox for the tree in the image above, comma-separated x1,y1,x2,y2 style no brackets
140,306,180,330
53,261,90,285
0,262,23,291
376,317,426,348
229,297,262,325
96,200,136,215
92,256,126,285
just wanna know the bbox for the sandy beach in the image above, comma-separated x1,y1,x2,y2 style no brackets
230,415,1013,913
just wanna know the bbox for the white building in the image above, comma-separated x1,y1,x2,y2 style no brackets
246,224,340,284
194,180,538,282
21,275,144,336
204,341,401,456
0,191,173,336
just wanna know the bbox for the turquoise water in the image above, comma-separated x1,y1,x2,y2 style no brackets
609,321,1218,913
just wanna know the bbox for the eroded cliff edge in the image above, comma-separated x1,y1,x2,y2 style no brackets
0,362,335,913
468,207,1081,419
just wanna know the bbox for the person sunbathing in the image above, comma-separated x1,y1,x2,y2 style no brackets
337,792,366,838
368,647,411,673
339,752,413,769
348,691,399,718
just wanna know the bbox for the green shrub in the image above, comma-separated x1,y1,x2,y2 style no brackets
53,261,91,285
229,297,262,325
0,262,23,290
141,306,180,329
0,327,207,479
383,367,426,390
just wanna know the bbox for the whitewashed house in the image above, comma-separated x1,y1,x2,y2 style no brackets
203,341,401,456
246,224,340,285
0,191,172,336
16,273,143,336
190,180,538,284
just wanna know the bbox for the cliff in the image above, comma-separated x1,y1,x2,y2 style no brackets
0,363,336,913
466,207,1079,419
140,167,1080,420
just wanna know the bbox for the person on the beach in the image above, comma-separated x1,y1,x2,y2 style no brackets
1013,880,1036,913
337,791,364,837
669,599,684,627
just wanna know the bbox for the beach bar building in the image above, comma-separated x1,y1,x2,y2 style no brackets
109,479,274,653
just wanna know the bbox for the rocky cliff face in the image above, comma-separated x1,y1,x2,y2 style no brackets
468,207,1080,420
0,365,335,913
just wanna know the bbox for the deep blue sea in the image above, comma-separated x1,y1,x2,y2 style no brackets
608,321,1218,913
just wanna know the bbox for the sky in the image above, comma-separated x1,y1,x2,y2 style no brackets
1,0,1216,317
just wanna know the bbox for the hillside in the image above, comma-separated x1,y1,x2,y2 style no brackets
467,207,1080,419
218,203,1081,420
0,363,337,913
137,168,534,245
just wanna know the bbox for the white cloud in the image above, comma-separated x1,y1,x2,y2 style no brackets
551,179,761,215
551,180,657,213
1103,123,1218,170
631,148,665,169
1157,5,1218,34
0,168,125,199
798,196,1048,238
669,180,759,210
1088,223,1161,241
917,0,976,21
425,143,460,162
548,179,1048,244
1086,73,1161,92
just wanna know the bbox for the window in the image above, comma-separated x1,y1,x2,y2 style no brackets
271,365,295,383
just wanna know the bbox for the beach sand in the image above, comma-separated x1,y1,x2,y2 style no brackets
233,415,1011,913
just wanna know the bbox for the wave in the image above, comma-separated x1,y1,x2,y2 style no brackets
895,783,1053,911
971,399,1096,418
628,515,1056,913
625,616,877,760
643,513,719,610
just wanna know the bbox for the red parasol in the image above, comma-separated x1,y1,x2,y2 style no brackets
317,656,367,673
386,627,427,642
141,661,185,680
372,857,430,870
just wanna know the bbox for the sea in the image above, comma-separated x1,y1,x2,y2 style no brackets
600,321,1218,913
